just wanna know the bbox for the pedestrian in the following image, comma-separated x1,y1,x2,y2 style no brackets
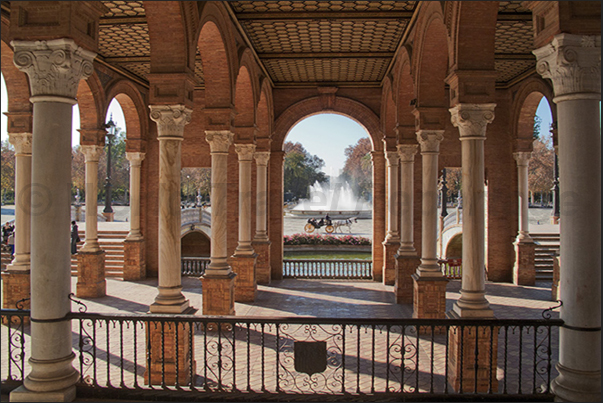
7,229,15,258
2,222,10,245
71,221,80,254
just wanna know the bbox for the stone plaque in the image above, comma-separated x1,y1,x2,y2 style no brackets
294,341,327,375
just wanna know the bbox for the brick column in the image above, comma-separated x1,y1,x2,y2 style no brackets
382,151,400,285
231,143,257,302
10,38,95,402
124,152,146,281
371,150,386,282
2,132,32,313
534,33,601,402
269,150,285,281
513,152,535,286
412,131,448,319
252,151,271,284
202,131,236,316
76,145,106,298
395,144,420,304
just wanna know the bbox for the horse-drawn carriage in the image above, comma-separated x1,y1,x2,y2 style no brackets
303,215,358,234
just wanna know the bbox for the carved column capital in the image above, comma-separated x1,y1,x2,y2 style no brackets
126,152,146,167
533,34,601,101
235,144,256,161
11,38,96,101
416,130,444,154
385,150,400,166
205,130,234,154
80,145,104,162
397,144,418,163
449,104,496,140
149,105,192,140
8,133,32,155
513,151,532,167
254,151,270,166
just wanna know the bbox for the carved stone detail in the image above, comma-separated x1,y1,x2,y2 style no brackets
416,130,444,154
397,144,418,163
8,133,32,155
149,105,192,139
449,104,496,139
126,152,146,168
206,131,234,153
533,34,601,99
80,145,104,163
11,39,96,99
235,144,256,161
513,152,532,167
254,151,270,166
385,151,400,165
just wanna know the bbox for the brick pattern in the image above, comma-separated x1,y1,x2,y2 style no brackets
76,250,106,298
1,271,30,312
382,242,398,285
229,254,257,302
252,240,271,284
412,276,448,319
395,255,420,305
513,241,536,286
145,321,194,386
123,239,146,281
201,274,236,316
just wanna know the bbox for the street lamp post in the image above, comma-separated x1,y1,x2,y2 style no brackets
103,115,116,222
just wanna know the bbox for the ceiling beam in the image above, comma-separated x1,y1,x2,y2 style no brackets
99,16,147,25
234,11,414,21
494,53,535,60
497,12,533,21
259,52,395,59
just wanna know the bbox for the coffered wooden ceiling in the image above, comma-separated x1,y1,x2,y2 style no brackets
2,1,537,89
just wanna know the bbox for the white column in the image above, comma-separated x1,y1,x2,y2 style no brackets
234,144,256,256
415,130,445,276
385,151,400,242
149,105,192,314
205,131,234,276
79,145,104,252
513,152,532,242
397,144,418,255
534,33,601,402
126,152,145,240
11,38,96,400
253,151,270,241
7,132,32,270
449,103,496,318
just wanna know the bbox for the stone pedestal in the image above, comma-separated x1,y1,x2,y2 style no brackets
412,274,448,319
145,319,195,386
230,254,257,302
447,322,499,393
2,270,31,324
201,273,236,316
383,241,399,285
394,255,420,305
123,239,146,281
513,240,536,286
76,250,106,298
252,240,271,284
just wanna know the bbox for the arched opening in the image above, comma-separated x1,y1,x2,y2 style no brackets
181,231,211,258
445,233,463,260
529,97,555,209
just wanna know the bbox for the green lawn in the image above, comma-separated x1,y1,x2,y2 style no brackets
283,251,372,260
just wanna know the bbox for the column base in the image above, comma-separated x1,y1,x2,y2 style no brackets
394,255,420,305
412,273,448,319
229,254,257,302
382,241,399,285
76,250,106,298
446,315,499,394
252,240,271,284
144,317,196,386
10,385,76,402
201,272,236,316
123,238,146,281
551,363,601,402
513,239,536,286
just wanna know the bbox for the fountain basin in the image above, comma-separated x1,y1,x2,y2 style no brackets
285,209,371,219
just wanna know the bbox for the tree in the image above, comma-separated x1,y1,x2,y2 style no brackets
1,139,15,203
283,141,327,201
528,137,555,204
181,167,211,204
340,137,372,200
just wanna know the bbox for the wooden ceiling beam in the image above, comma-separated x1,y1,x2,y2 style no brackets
234,11,414,21
259,52,395,59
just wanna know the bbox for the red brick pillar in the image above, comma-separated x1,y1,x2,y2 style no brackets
371,150,386,282
513,241,536,286
383,151,400,285
123,239,146,281
269,151,285,281
145,321,195,386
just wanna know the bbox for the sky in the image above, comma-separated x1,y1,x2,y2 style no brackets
2,73,555,174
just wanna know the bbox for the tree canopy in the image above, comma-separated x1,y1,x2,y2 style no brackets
340,137,372,200
283,141,327,201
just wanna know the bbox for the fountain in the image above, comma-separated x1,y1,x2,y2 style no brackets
286,179,372,219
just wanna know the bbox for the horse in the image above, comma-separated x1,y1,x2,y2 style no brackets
332,217,358,233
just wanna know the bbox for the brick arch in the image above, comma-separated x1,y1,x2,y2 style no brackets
511,77,556,151
395,55,417,142
76,73,105,145
105,79,149,151
234,64,255,130
0,41,31,115
273,96,382,152
256,79,273,149
381,78,397,150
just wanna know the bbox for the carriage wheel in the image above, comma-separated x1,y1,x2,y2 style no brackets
304,223,315,233
325,225,335,233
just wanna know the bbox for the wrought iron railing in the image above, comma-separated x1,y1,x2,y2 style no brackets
2,306,562,401
283,259,372,279
181,257,210,276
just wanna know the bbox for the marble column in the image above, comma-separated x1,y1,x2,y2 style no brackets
252,151,271,284
76,145,106,298
412,131,447,319
448,104,496,319
231,143,257,302
2,132,32,311
123,152,146,281
10,38,96,402
383,151,400,285
534,33,601,402
202,131,236,316
395,144,420,304
513,151,535,285
149,105,192,314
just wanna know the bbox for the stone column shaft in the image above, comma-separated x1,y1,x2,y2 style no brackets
11,38,96,400
449,104,496,318
80,145,103,252
254,152,270,240
126,152,145,240
514,152,532,241
534,33,601,402
385,151,400,240
234,144,256,255
149,105,192,314
397,144,418,256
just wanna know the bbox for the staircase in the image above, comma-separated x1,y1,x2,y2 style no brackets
1,248,12,270
71,230,129,278
532,233,560,281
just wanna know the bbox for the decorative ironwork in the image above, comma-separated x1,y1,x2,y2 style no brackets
15,297,30,310
68,293,88,313
542,301,563,319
